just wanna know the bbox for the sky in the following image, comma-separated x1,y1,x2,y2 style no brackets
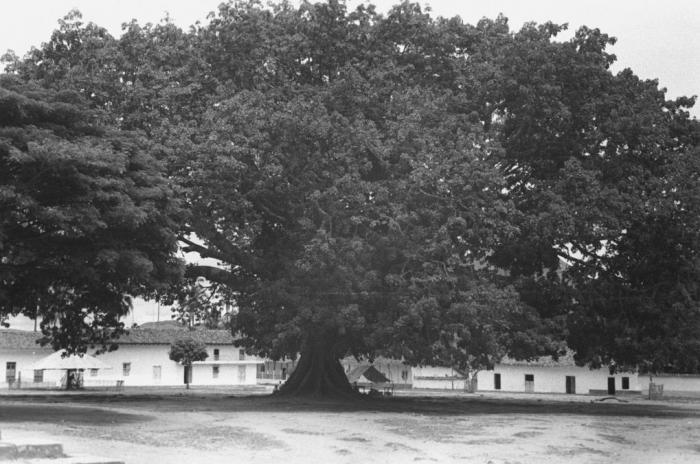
2,1,699,329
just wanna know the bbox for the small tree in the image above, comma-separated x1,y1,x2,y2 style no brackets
168,338,208,389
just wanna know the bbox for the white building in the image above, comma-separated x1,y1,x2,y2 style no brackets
413,353,641,396
411,365,467,390
1,322,262,388
638,374,700,398
341,357,413,388
0,329,53,388
478,355,640,395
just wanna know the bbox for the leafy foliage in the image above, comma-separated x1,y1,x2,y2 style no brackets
0,75,183,353
168,337,209,366
170,277,232,329
476,19,700,373
168,337,209,388
4,1,700,392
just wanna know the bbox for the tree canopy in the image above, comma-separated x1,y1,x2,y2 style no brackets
3,1,700,393
0,75,183,353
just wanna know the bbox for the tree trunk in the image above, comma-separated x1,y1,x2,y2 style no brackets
276,336,358,398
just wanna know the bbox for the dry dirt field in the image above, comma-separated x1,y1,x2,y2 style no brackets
1,389,699,464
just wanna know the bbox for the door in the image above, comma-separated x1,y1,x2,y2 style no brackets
238,365,247,384
153,365,162,383
524,374,534,393
565,376,576,394
183,365,192,385
6,362,16,385
494,373,501,390
607,377,616,395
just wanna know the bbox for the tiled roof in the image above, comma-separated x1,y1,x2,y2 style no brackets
137,320,182,330
0,324,236,349
0,329,50,351
118,326,236,345
499,351,578,368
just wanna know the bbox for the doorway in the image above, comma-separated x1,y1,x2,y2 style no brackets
565,376,576,394
524,374,534,393
5,362,16,385
607,377,616,395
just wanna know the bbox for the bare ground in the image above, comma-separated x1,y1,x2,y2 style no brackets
1,389,699,464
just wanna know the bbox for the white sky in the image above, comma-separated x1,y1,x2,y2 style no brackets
2,0,699,329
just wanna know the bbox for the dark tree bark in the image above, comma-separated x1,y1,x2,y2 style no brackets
276,336,359,398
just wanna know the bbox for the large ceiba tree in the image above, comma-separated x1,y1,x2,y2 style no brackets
4,1,700,393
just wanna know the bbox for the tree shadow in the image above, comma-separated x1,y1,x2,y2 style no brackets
0,403,152,425
4,391,700,419
228,395,700,419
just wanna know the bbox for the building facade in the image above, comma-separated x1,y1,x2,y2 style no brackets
477,363,639,395
0,330,53,388
638,374,700,398
413,353,641,395
1,323,262,388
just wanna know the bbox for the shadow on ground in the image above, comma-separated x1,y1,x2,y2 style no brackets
0,403,152,425
2,393,699,420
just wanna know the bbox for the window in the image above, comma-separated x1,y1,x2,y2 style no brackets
622,377,630,390
6,362,16,383
33,370,44,383
122,362,131,377
213,365,220,378
525,374,534,382
494,373,501,390
213,349,220,361
259,364,266,373
89,368,99,377
239,349,246,361
153,365,161,381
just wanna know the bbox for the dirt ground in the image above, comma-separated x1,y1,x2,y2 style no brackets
1,389,699,464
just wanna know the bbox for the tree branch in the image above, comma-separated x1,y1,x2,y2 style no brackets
184,220,257,271
184,265,248,291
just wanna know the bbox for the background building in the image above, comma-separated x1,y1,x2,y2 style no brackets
1,322,262,388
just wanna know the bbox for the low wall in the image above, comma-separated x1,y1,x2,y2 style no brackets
639,375,700,398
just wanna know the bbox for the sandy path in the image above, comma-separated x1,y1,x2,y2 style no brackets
2,394,700,463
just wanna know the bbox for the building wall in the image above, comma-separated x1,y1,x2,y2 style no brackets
190,362,259,386
639,374,700,397
411,364,640,395
412,366,465,390
1,343,261,388
0,348,59,388
89,344,260,386
477,365,639,395
257,359,297,383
